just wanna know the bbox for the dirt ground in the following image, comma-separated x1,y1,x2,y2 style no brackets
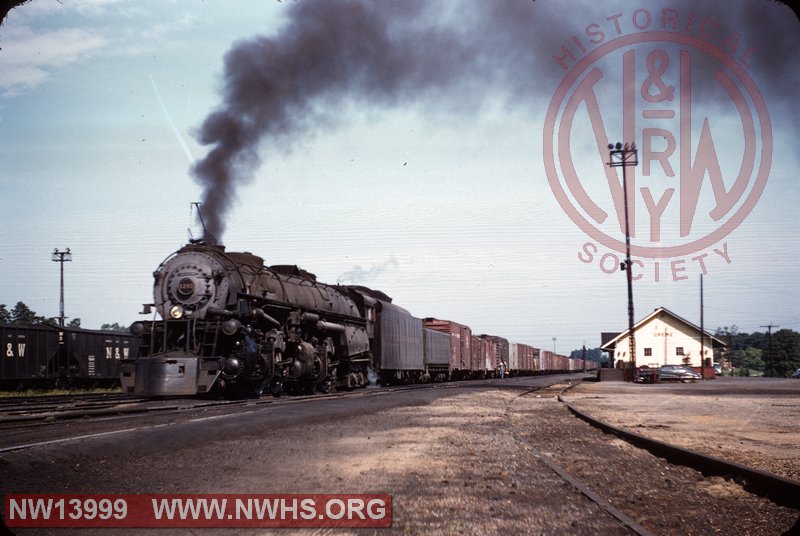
3,378,798,535
562,376,800,481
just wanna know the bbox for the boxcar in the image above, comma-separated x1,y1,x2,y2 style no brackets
478,335,499,375
509,342,520,373
512,342,537,375
423,318,471,378
423,328,450,380
482,335,509,371
469,335,483,375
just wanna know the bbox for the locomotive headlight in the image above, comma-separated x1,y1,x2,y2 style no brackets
224,357,242,374
169,305,185,319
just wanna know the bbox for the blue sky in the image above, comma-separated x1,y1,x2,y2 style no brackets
1,0,798,354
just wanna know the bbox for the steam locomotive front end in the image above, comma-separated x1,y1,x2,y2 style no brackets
121,245,260,396
152,245,233,323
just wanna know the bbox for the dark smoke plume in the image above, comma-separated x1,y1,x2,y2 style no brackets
192,0,798,244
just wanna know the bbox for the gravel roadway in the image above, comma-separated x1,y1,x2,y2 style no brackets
1,375,798,535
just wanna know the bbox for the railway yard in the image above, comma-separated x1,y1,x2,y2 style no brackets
0,375,798,535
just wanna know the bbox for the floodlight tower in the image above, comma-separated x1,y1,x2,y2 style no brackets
51,248,72,326
608,142,639,377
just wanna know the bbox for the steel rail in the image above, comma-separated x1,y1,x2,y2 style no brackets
557,393,800,510
507,384,654,536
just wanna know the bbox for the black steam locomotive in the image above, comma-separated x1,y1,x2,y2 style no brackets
120,242,421,397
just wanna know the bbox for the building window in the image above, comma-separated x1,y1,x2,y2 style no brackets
644,348,652,356
676,347,684,356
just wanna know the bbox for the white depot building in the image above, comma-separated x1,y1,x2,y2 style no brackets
601,307,727,369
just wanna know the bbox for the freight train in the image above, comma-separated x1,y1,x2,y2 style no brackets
120,242,589,397
0,323,140,390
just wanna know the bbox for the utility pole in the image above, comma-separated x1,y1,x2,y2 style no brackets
700,274,705,378
726,330,734,371
760,323,779,377
51,248,72,327
582,342,587,373
552,337,557,355
608,141,639,380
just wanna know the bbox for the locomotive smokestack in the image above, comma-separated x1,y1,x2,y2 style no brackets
191,0,797,244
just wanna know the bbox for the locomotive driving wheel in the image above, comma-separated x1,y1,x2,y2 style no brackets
317,376,333,394
268,376,283,397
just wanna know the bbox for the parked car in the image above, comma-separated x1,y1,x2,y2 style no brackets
713,363,722,375
659,365,702,382
636,366,657,383
791,369,800,378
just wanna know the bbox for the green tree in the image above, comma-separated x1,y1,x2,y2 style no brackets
11,301,41,324
67,318,82,328
569,347,605,363
714,326,739,366
7,301,55,325
735,347,764,375
0,304,10,324
769,329,800,377
101,323,128,332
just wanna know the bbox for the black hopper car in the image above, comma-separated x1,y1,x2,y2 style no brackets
0,323,140,390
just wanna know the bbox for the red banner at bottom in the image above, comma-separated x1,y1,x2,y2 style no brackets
4,493,392,528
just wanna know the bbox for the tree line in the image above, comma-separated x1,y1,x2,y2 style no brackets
569,347,607,363
714,326,800,378
0,301,127,331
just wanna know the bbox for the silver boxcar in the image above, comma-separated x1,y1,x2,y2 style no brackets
423,327,450,380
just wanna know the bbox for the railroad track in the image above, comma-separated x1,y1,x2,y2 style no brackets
0,376,493,441
556,388,800,510
0,392,143,413
1,394,142,415
503,381,800,535
0,374,545,431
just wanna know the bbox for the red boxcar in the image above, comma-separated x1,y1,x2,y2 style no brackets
470,335,484,374
516,343,536,374
423,318,471,376
482,335,508,372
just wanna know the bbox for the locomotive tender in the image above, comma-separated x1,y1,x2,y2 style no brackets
120,241,586,397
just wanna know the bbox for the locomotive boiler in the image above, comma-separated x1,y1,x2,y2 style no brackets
120,242,372,397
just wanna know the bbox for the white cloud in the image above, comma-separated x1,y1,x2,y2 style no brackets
4,0,128,18
143,12,199,40
0,26,108,95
